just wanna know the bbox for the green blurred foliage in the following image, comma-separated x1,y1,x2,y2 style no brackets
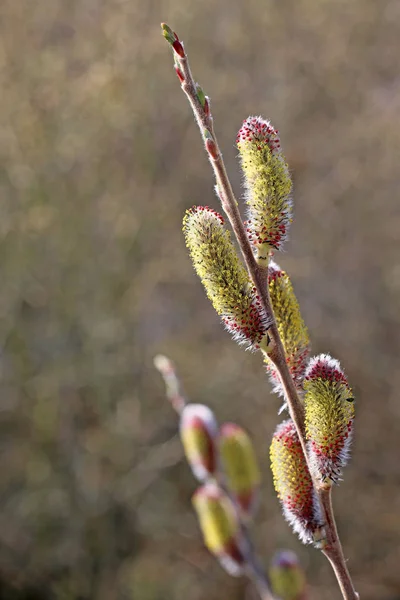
0,0,400,599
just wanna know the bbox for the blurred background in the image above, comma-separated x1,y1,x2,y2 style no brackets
0,0,399,598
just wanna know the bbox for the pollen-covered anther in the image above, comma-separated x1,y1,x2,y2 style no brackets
304,354,355,487
183,206,272,351
219,423,261,519
270,420,324,546
236,116,293,260
180,404,218,482
264,262,310,400
192,483,245,576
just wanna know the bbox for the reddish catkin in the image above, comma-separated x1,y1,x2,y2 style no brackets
270,420,324,546
180,404,218,482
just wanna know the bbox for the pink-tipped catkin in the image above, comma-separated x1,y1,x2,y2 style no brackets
304,354,355,487
270,420,324,546
183,206,272,352
180,404,218,482
236,116,292,262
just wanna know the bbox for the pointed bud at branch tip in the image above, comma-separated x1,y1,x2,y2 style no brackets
192,483,245,576
154,354,186,413
304,354,355,487
180,404,218,481
219,423,261,519
270,420,324,546
237,116,292,259
183,206,272,351
161,24,185,57
161,23,176,44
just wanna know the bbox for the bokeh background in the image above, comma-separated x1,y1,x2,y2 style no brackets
0,0,399,598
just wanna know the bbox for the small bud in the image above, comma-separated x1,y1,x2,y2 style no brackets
161,23,185,57
196,84,206,108
183,206,272,351
204,130,219,160
304,354,355,487
270,420,324,545
180,404,218,482
161,23,176,44
264,262,310,402
269,550,307,600
192,483,245,576
174,65,184,83
219,423,261,518
237,116,292,261
204,96,210,116
172,39,185,58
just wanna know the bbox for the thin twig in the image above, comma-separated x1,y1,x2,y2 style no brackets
320,488,359,600
161,25,358,600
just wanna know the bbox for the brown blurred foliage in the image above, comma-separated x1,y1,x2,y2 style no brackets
0,0,399,599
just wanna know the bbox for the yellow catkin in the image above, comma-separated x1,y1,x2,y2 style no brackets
304,354,355,487
265,262,310,398
269,550,306,600
219,423,261,517
192,483,244,576
183,205,271,351
237,116,292,262
180,404,218,482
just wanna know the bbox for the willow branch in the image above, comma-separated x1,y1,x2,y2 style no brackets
161,24,358,600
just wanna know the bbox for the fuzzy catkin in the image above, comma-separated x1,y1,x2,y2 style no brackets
192,483,244,576
304,354,355,486
237,116,292,262
265,261,310,400
270,420,323,545
183,206,272,351
219,423,261,518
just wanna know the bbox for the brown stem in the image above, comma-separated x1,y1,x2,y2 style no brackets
156,353,276,600
162,26,359,600
154,354,186,414
319,488,359,600
175,41,307,462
